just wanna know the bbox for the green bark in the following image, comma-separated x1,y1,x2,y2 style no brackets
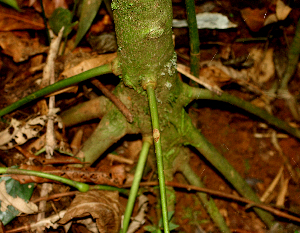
79,108,137,164
59,0,291,230
187,85,300,139
185,0,200,77
178,149,231,233
280,17,300,90
184,113,276,228
112,0,175,93
2,0,299,230
60,96,109,127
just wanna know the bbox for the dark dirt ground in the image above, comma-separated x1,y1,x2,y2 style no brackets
1,0,300,232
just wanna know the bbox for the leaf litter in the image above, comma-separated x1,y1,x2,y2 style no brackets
0,0,300,232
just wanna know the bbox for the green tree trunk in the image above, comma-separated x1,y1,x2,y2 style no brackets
61,0,281,230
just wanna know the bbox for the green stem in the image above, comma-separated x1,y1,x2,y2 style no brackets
0,63,113,118
39,0,51,45
185,0,200,78
179,160,231,233
92,185,129,196
279,17,300,90
146,83,169,233
60,96,109,127
185,116,276,228
1,167,130,195
189,86,300,139
122,138,151,233
60,0,79,55
0,167,89,192
80,109,129,164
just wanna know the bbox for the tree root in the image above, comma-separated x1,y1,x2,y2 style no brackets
76,108,138,164
186,85,300,139
184,113,276,228
177,149,231,233
60,96,109,127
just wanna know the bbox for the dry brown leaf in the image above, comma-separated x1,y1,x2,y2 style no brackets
219,44,231,60
59,190,121,233
0,6,44,31
0,116,47,150
70,129,83,155
0,221,4,233
71,223,93,233
276,0,291,20
60,53,117,79
15,146,85,165
30,0,68,18
177,63,223,94
126,140,143,160
127,195,148,233
264,14,279,26
26,133,47,153
199,66,232,87
0,32,48,62
240,8,268,32
12,164,127,186
89,15,113,35
248,48,275,85
199,60,266,95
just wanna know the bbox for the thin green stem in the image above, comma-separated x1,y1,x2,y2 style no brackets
0,63,113,118
146,83,169,233
184,116,276,228
39,0,51,45
185,0,200,78
279,17,300,90
122,138,151,233
92,185,129,196
60,0,79,55
189,86,300,139
179,160,231,233
0,167,89,192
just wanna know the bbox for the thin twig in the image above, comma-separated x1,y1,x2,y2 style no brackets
5,210,66,233
32,191,79,203
260,166,284,202
177,63,223,95
126,181,300,223
107,153,134,165
91,79,133,123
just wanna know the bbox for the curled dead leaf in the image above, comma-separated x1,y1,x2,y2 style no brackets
199,65,232,87
59,190,121,233
276,0,291,21
0,32,48,62
248,48,275,85
0,7,44,31
60,53,117,79
0,181,38,214
240,8,268,32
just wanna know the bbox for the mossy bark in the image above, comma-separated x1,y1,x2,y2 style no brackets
60,0,281,230
112,0,175,92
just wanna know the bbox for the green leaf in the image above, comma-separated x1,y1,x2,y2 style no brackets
167,210,175,221
49,7,77,38
144,225,158,232
74,0,103,48
0,0,20,11
169,222,179,231
0,177,34,225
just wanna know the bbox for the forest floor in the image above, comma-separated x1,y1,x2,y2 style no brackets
1,0,300,232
